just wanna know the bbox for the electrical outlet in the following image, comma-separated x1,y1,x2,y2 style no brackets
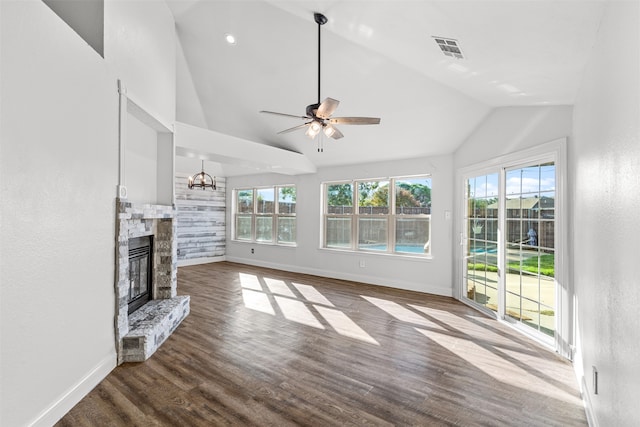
359,260,366,268
251,248,254,254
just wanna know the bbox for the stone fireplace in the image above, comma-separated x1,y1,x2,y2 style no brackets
115,200,190,364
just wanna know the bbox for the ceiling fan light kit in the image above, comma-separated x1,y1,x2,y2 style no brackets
260,12,380,151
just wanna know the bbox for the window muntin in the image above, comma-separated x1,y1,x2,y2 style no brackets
394,177,432,253
357,180,389,251
256,188,274,214
235,216,252,241
323,176,431,255
327,183,353,214
277,186,296,244
238,189,253,213
235,189,254,241
234,185,296,245
358,217,388,251
358,180,389,214
256,188,274,242
256,216,273,242
325,217,352,249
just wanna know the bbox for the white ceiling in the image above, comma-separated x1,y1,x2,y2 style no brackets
167,0,605,176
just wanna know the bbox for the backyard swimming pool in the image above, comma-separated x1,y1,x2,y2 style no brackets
469,245,498,254
360,244,426,253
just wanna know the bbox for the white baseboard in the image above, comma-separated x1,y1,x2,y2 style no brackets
28,353,116,427
225,256,453,297
580,374,598,427
177,255,226,267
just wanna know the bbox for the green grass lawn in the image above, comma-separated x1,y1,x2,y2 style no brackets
468,253,554,277
508,253,554,277
467,263,498,273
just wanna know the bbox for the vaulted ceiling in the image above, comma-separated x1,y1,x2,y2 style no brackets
167,0,605,176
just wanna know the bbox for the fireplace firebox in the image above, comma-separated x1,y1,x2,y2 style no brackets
128,236,153,314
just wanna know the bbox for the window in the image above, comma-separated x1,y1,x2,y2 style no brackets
234,186,296,245
323,176,431,255
277,186,297,244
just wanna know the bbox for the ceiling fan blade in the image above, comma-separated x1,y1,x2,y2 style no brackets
330,126,344,140
329,117,381,125
316,97,340,119
260,110,309,120
277,123,310,134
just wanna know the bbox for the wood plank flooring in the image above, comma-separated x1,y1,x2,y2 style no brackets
58,262,587,426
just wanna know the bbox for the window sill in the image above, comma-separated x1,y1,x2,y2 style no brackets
318,246,434,262
231,239,297,248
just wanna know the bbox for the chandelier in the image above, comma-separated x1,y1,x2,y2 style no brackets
188,160,216,190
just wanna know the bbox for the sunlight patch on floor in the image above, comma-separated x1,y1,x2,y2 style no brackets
315,305,379,345
239,273,262,291
362,296,442,328
421,328,575,400
416,305,531,350
242,289,275,315
408,304,453,318
240,277,377,343
274,296,324,329
264,278,296,298
293,282,335,307
497,346,583,404
420,327,524,383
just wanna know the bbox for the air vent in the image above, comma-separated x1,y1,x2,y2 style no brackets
433,37,464,59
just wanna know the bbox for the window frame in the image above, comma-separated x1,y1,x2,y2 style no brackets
233,185,297,246
456,137,569,358
322,175,432,256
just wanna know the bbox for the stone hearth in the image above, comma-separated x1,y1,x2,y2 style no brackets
115,200,190,364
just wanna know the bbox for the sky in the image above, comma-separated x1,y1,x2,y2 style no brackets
469,164,555,199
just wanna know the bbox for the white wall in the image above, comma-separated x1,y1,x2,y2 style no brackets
454,105,573,170
571,2,640,425
0,1,177,425
125,113,158,204
105,0,176,127
176,34,208,128
0,2,117,426
226,155,454,296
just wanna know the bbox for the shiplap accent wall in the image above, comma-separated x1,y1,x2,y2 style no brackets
175,175,226,263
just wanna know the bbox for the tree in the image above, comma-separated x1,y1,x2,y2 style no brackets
327,183,353,206
370,185,389,206
358,182,380,206
398,182,430,207
279,186,296,202
396,188,420,207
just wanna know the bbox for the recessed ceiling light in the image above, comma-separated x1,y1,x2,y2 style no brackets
433,36,464,59
224,33,236,45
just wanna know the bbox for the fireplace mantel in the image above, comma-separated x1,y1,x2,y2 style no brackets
115,199,189,364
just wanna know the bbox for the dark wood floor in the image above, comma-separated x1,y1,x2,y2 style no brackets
58,262,587,426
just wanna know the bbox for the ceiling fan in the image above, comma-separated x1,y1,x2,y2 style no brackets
260,12,380,150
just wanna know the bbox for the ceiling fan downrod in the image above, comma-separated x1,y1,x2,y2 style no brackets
314,13,327,105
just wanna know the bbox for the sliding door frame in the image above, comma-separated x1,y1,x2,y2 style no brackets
456,138,571,359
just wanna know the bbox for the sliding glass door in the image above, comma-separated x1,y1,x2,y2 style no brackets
465,173,499,311
462,161,558,343
504,163,556,337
